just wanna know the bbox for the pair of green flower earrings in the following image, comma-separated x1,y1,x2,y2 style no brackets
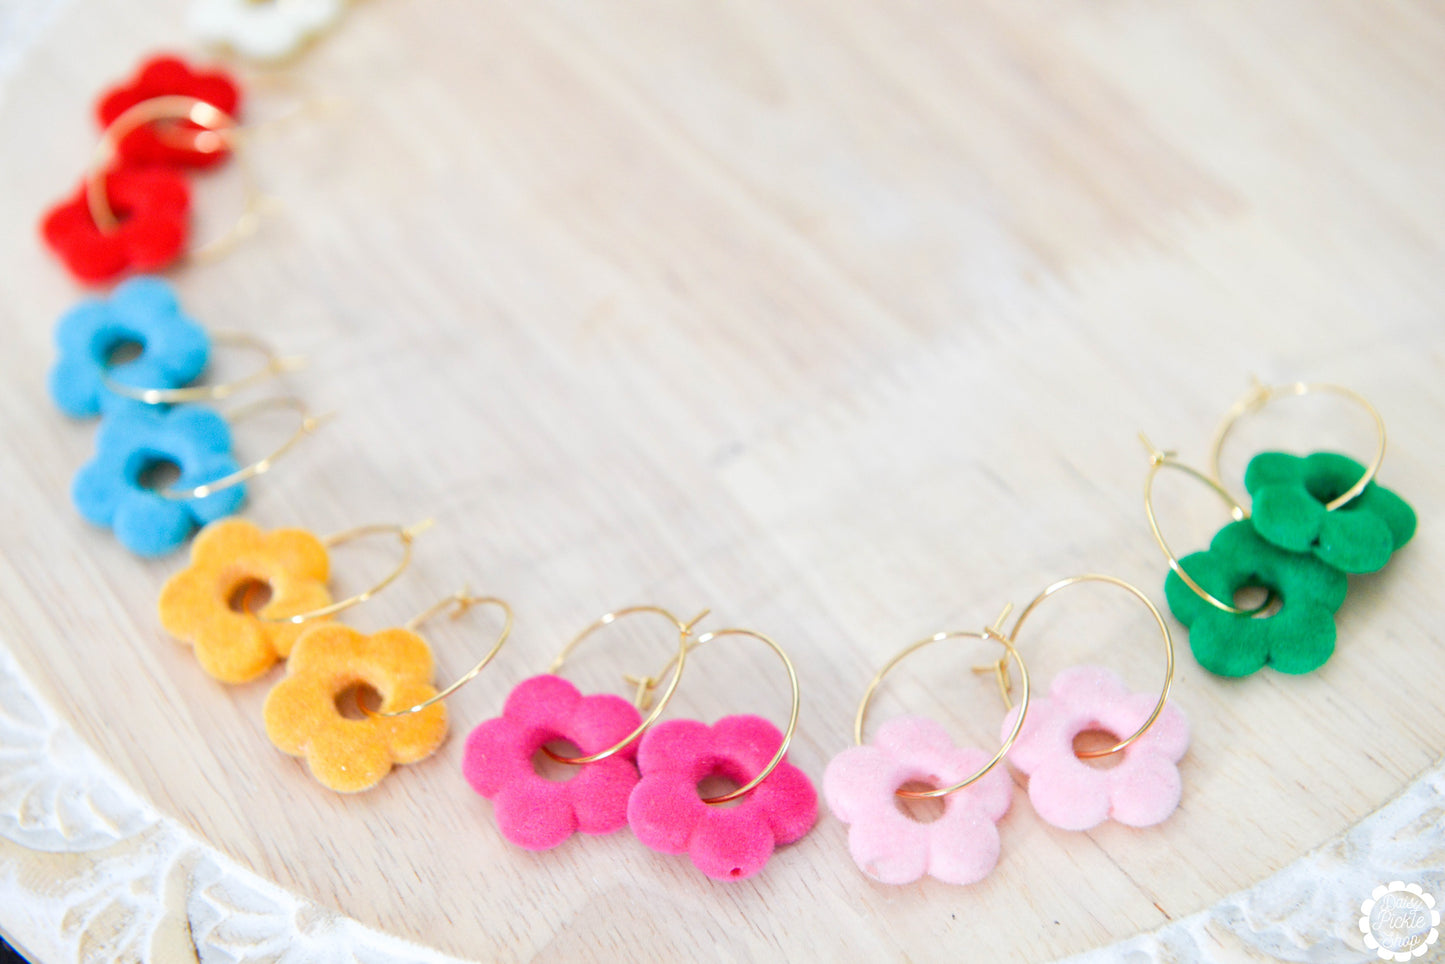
1143,381,1416,678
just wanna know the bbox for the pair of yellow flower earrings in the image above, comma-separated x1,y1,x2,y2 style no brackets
157,516,509,792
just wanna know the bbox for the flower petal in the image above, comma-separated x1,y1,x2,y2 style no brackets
627,772,703,854
1048,665,1129,710
502,675,581,730
492,776,578,851
710,715,786,774
874,715,956,758
748,761,817,845
462,717,531,798
635,718,712,776
1315,508,1394,574
1244,451,1304,489
1107,752,1184,827
688,806,777,881
113,491,194,557
1188,610,1270,678
1027,757,1110,831
1251,484,1324,553
568,692,643,759
823,744,900,824
846,811,929,885
567,756,638,836
928,803,1003,886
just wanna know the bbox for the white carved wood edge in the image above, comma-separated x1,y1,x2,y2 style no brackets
1,639,1442,963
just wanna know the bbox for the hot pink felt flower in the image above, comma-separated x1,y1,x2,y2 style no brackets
462,674,643,851
627,715,817,881
823,716,1013,886
1000,665,1190,831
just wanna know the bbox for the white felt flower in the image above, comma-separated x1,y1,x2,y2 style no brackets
189,0,347,62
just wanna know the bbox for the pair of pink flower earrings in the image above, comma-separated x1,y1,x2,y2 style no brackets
824,573,1190,887
463,605,818,882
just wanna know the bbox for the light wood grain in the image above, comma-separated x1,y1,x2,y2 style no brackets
1,0,1443,960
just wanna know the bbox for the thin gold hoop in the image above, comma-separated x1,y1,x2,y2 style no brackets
366,590,513,718
1002,574,1175,759
854,606,1031,800
629,627,801,805
102,331,306,405
541,606,706,766
158,396,330,501
1140,433,1263,615
87,95,264,262
260,519,434,625
1209,379,1386,511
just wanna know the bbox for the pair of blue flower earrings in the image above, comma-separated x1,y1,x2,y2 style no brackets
50,276,326,556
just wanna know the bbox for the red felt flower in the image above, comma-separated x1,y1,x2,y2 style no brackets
41,166,190,285
96,55,242,170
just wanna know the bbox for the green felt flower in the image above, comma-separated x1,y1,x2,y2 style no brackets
1165,520,1348,677
1245,451,1416,574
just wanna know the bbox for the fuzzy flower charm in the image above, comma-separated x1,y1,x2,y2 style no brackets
263,624,447,793
41,166,190,285
824,716,1012,885
463,675,644,851
627,715,817,881
49,277,209,419
158,519,333,683
1166,519,1348,677
1000,666,1189,831
1245,451,1417,574
72,406,243,557
190,0,347,61
97,55,243,169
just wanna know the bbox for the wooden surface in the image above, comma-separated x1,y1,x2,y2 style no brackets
1,1,1444,960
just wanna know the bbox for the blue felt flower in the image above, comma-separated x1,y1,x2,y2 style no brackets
72,406,245,557
49,276,210,418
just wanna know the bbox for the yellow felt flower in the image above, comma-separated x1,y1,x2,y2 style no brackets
262,624,448,793
158,519,333,683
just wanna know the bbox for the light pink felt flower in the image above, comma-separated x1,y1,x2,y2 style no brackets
627,715,817,881
823,716,1013,885
1000,665,1190,831
463,674,643,851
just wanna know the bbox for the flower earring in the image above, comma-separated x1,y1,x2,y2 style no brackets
462,606,700,852
159,518,431,682
824,610,1028,886
73,395,328,557
264,590,512,793
625,626,817,882
49,276,302,419
1143,381,1414,677
990,575,1190,832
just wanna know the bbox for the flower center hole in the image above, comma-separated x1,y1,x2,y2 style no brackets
227,578,273,614
531,741,583,782
697,773,745,808
136,458,181,492
1073,730,1125,769
893,781,946,823
1305,475,1348,504
335,682,382,720
104,339,144,367
1232,585,1283,619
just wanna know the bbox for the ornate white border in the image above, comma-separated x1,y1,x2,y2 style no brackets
1,641,1441,962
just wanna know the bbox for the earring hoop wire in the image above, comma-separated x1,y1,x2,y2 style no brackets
86,95,264,262
632,627,801,805
1003,574,1175,759
157,396,331,501
540,605,705,767
365,591,513,718
1140,433,1265,615
102,331,306,405
854,606,1031,800
1208,379,1386,512
259,519,434,625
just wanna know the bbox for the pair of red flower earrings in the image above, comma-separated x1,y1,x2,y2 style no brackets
41,55,257,285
